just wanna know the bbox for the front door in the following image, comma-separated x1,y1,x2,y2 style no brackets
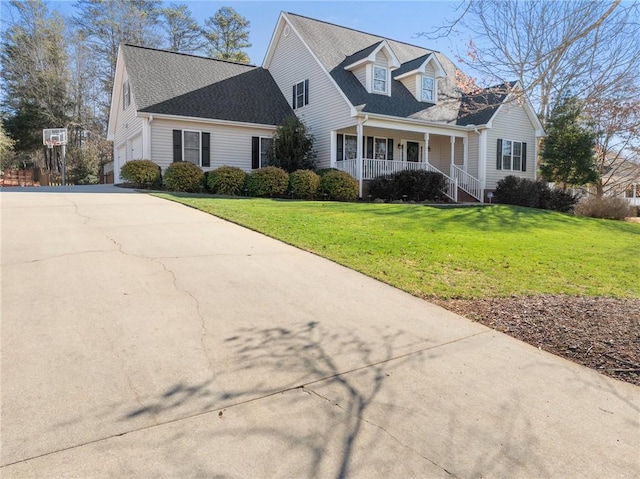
406,141,420,162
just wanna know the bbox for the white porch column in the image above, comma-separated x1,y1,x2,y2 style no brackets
357,120,364,198
450,136,456,166
424,133,430,164
463,137,468,172
330,130,337,168
478,129,487,202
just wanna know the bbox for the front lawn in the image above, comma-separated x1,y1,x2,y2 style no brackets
155,194,639,300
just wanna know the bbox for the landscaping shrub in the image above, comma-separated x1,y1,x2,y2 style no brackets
288,169,320,199
574,196,634,220
316,167,340,177
368,175,401,201
120,159,162,188
495,175,580,212
494,176,541,208
539,188,580,213
163,161,204,192
245,166,289,197
318,170,358,201
369,170,445,202
207,165,247,195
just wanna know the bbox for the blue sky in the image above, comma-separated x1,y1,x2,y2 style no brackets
13,1,468,66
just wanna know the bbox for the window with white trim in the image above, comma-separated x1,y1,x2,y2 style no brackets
183,130,201,165
259,137,273,167
123,80,130,109
374,137,387,159
497,139,527,172
373,66,387,94
421,76,435,102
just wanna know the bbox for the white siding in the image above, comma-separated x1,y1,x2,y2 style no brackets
399,75,417,99
467,134,480,177
353,65,367,90
112,67,144,182
375,50,387,65
150,118,275,173
269,21,354,169
485,103,537,189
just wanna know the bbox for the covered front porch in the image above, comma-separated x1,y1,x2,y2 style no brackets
331,123,483,202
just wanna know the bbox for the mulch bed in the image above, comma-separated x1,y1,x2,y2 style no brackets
435,295,640,386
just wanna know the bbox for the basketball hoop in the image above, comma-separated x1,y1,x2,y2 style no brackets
45,140,56,149
43,128,67,148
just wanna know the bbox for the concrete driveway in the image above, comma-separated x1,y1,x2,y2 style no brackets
1,186,638,478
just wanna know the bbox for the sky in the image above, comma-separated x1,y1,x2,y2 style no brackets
1,0,470,66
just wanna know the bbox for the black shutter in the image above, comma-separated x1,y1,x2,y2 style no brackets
496,139,502,170
337,134,344,161
521,142,527,171
173,130,182,162
387,139,394,160
292,84,297,109
304,79,309,105
201,132,210,167
251,136,260,169
366,137,374,159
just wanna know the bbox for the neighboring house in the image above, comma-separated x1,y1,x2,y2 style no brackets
108,12,544,201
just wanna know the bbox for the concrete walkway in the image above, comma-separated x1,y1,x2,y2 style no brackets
1,186,638,478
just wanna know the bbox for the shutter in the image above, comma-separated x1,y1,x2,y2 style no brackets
304,79,309,105
366,137,374,159
496,139,502,170
292,84,297,109
201,132,210,167
521,142,527,171
387,139,394,161
251,136,260,169
173,130,182,162
337,134,344,161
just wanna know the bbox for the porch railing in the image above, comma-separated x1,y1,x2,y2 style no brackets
450,164,483,202
336,159,458,202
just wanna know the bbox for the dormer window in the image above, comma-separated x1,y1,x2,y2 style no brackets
373,66,388,94
421,76,435,102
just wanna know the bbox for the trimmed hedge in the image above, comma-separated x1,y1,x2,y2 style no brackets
318,170,358,201
289,169,320,199
207,166,247,195
369,169,446,202
120,159,162,188
164,161,204,192
245,166,289,197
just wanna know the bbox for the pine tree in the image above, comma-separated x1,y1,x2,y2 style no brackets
202,7,251,63
159,3,204,54
540,96,598,189
1,0,71,153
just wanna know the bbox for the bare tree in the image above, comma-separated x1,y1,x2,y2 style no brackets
422,1,640,123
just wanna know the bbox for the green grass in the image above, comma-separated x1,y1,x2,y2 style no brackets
155,193,640,299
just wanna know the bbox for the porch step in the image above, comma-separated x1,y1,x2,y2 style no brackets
457,188,481,203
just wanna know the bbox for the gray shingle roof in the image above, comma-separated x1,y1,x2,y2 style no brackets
122,45,292,125
285,13,507,126
456,82,517,126
343,41,383,66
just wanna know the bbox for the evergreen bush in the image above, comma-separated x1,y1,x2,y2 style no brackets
207,165,247,195
288,169,320,199
318,170,358,201
120,159,162,188
245,166,289,197
164,161,204,192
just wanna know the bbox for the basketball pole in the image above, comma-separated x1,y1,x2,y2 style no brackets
61,143,66,186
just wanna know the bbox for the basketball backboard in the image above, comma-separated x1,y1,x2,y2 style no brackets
43,128,68,148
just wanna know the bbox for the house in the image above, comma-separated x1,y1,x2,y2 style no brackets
108,12,544,201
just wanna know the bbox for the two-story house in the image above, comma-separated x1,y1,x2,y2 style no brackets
107,12,544,202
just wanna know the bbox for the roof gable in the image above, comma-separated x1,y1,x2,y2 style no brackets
120,45,292,125
344,40,401,71
394,53,446,80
